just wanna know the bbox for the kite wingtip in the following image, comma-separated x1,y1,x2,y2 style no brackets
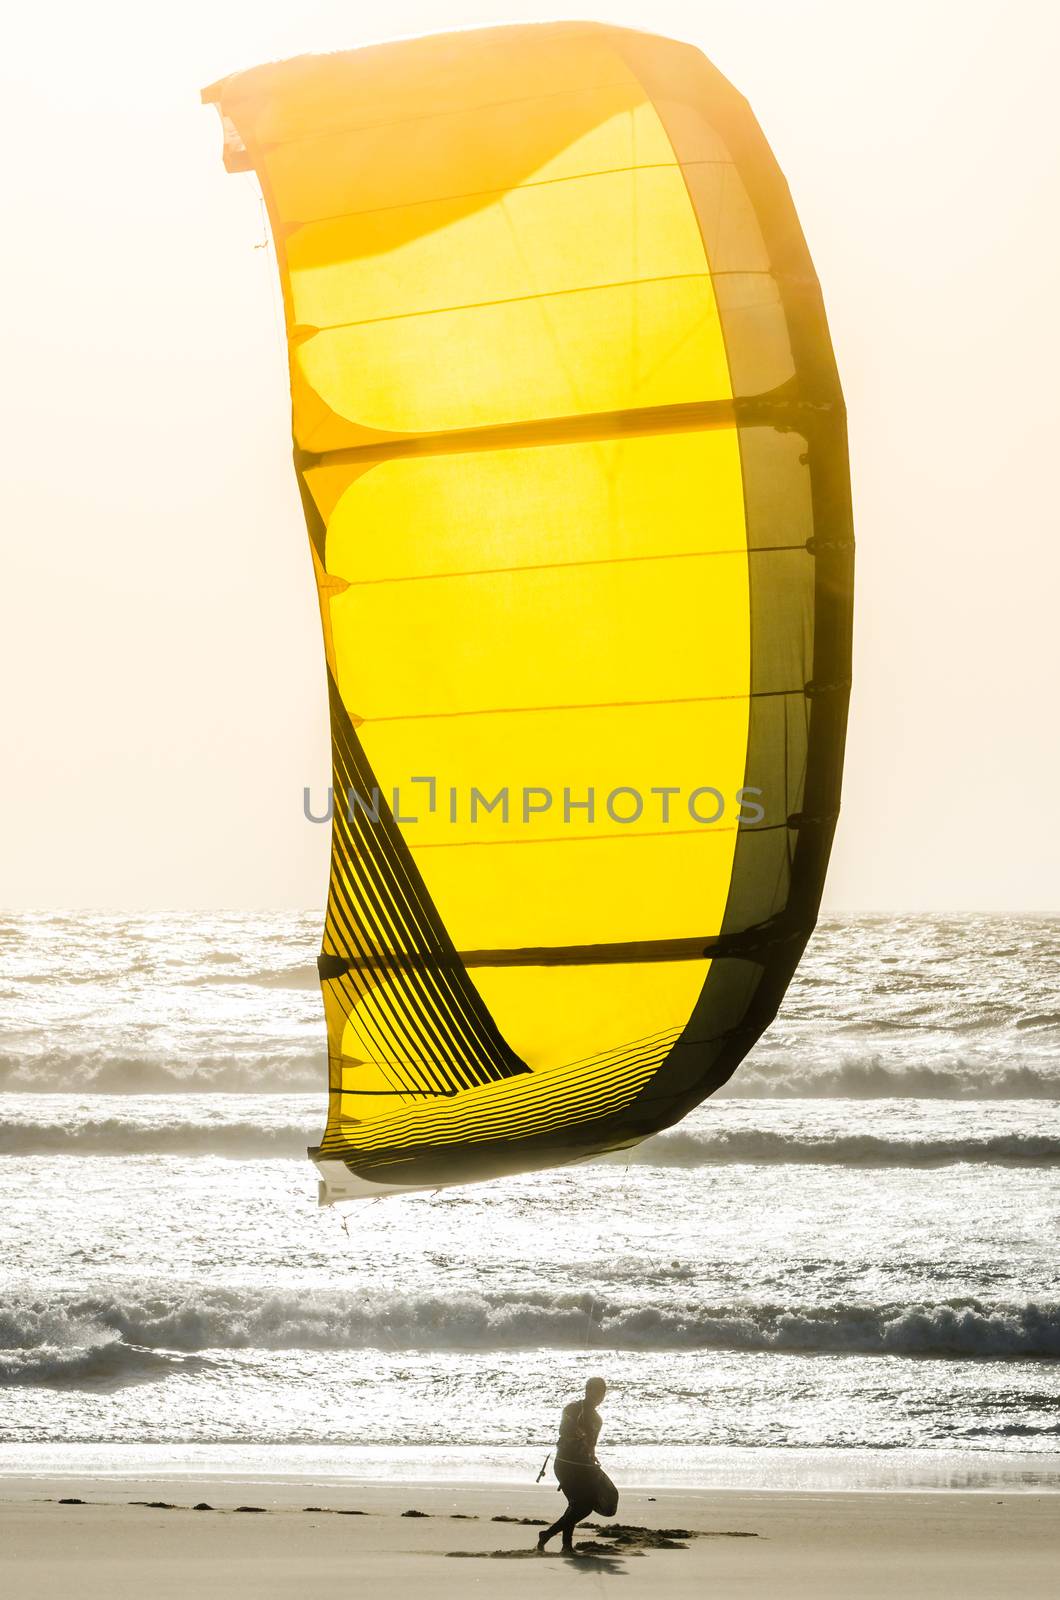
200,86,253,173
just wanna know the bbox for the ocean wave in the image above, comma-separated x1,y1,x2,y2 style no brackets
719,1060,1060,1099
0,1052,322,1094
5,1054,1054,1100
2,1117,1056,1167
0,1302,208,1389
3,1290,1057,1367
180,965,321,991
0,1343,195,1390
1016,1012,1060,1032
0,1118,311,1157
613,1130,1060,1169
966,1422,1060,1438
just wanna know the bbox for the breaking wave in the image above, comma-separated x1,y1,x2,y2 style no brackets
0,1343,197,1390
180,965,321,991
0,1051,322,1094
717,1059,1060,1099
0,1302,209,1389
2,1051,1056,1100
2,1115,1055,1167
0,1118,311,1157
615,1129,1060,1169
2,1290,1057,1373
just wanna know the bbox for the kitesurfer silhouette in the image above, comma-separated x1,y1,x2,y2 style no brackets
537,1376,614,1553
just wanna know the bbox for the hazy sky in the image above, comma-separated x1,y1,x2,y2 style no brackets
2,0,1057,911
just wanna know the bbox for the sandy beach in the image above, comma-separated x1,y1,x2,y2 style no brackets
2,1475,1058,1599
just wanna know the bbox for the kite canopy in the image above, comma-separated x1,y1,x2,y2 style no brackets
204,22,853,1199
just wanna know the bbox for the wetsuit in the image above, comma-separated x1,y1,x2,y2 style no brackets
540,1400,602,1547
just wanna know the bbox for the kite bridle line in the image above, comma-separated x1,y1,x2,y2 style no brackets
335,1208,404,1355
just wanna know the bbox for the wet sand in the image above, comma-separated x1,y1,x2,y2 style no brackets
1,1475,1058,1597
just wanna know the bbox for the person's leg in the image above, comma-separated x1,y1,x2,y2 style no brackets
538,1468,596,1550
538,1483,593,1549
557,1493,594,1550
538,1502,569,1546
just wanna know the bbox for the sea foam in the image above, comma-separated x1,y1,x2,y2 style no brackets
2,1288,1058,1374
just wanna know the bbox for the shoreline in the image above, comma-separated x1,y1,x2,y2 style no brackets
3,1442,1059,1494
2,1475,1058,1598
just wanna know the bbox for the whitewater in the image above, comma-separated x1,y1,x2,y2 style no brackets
1,912,1058,1475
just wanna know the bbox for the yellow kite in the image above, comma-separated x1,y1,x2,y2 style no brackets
203,22,854,1199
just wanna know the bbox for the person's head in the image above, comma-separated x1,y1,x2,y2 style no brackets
585,1376,607,1407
